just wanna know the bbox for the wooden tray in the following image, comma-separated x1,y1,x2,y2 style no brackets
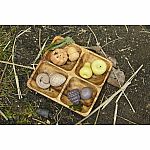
27,36,113,116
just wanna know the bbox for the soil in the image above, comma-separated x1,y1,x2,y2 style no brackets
0,25,150,125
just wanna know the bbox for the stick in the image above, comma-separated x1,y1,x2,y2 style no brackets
11,27,31,99
113,90,125,125
32,117,46,125
87,25,100,45
119,47,131,52
123,93,135,113
87,25,107,57
56,106,63,125
94,94,105,125
11,38,22,99
125,56,135,73
16,27,31,39
0,60,34,70
114,27,121,38
87,33,92,47
32,36,49,64
101,37,123,48
76,65,143,125
117,115,137,125
125,25,129,33
0,55,12,84
140,30,150,34
3,40,11,51
60,30,72,36
0,110,8,120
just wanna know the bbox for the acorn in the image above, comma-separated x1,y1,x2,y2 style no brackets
67,89,80,104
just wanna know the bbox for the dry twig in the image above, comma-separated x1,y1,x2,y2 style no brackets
11,38,22,99
140,30,150,34
125,56,135,73
56,106,63,125
11,27,31,99
60,30,72,36
119,47,131,52
0,55,12,84
125,25,129,33
113,90,125,125
94,94,105,125
3,40,11,51
101,37,123,48
87,33,92,47
32,35,49,65
117,115,137,125
0,60,34,70
32,117,46,125
0,110,8,120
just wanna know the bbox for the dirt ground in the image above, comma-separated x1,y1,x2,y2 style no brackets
0,25,150,125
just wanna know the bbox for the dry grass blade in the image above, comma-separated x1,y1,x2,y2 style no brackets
0,55,12,84
140,30,150,34
76,65,143,125
94,94,105,125
113,91,125,125
0,60,34,70
101,37,123,48
32,36,49,64
3,40,11,51
125,56,135,73
16,27,31,39
11,38,22,99
32,117,46,125
56,106,63,125
117,115,137,125
0,110,8,120
123,93,135,113
87,25,100,45
11,27,32,99
87,25,107,57
125,25,129,33
87,33,92,47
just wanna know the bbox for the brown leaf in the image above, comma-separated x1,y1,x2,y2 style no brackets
107,68,125,88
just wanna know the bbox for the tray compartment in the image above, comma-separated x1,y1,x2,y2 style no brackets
27,61,68,98
44,44,82,71
75,51,112,86
60,77,98,113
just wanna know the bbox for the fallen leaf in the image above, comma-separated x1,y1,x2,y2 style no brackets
107,68,125,88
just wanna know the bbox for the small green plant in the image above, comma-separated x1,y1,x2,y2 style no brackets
46,36,75,50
